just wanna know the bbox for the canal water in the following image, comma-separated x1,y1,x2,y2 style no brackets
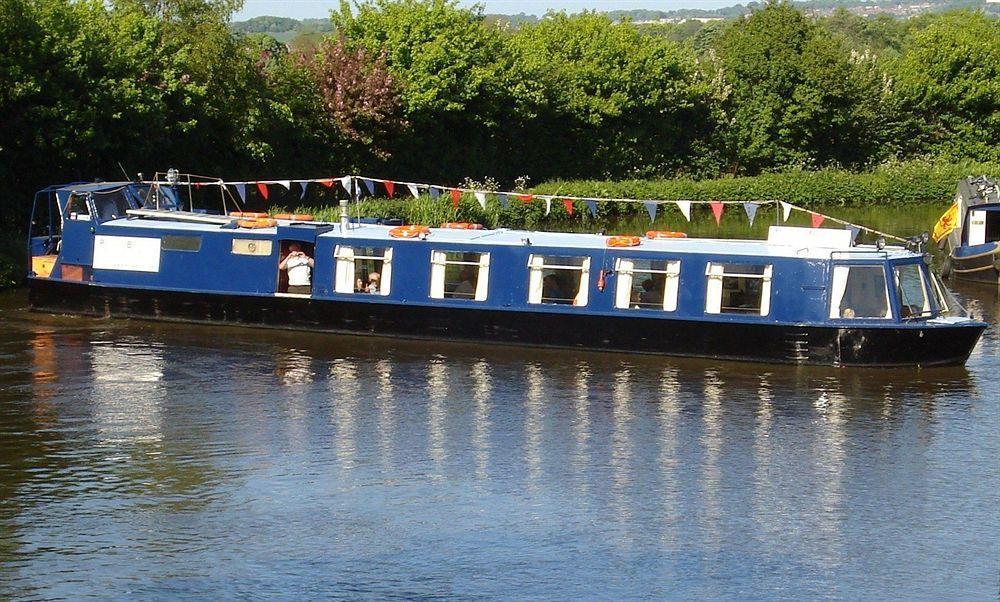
0,283,997,598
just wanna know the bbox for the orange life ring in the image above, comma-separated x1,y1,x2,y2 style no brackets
229,211,269,219
237,218,278,229
646,230,687,239
607,235,642,247
273,213,314,221
440,222,484,230
389,225,431,239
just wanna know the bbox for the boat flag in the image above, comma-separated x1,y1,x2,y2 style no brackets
362,179,375,196
277,180,291,191
811,212,825,228
256,182,269,200
450,188,461,209
563,199,574,216
318,179,334,188
235,183,247,202
518,194,534,204
932,202,959,243
710,201,724,226
498,193,509,209
586,200,598,218
475,191,487,209
743,202,758,227
675,200,691,221
644,201,658,223
545,198,552,215
300,181,309,199
407,184,420,199
384,180,395,198
780,201,792,222
340,176,352,195
429,186,440,200
846,224,861,243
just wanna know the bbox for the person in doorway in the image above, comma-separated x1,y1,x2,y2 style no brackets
279,243,314,294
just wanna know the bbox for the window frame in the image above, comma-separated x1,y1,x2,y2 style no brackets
429,250,490,301
527,254,591,307
705,262,773,316
893,262,932,319
334,245,393,296
614,257,681,311
828,263,893,320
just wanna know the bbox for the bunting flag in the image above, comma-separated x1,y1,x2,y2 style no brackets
562,198,574,216
518,194,534,204
362,179,375,196
194,182,203,189
340,176,353,195
743,202,759,227
429,186,440,200
498,193,509,209
474,191,487,209
256,182,269,200
300,181,310,200
319,179,334,188
450,188,461,209
811,212,825,228
710,201,724,226
644,201,658,223
277,180,291,191
384,180,395,198
780,201,792,222
545,198,552,216
676,200,691,222
586,200,598,218
407,184,420,199
235,183,247,202
846,224,861,243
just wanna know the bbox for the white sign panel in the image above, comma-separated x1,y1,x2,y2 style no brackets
93,235,161,272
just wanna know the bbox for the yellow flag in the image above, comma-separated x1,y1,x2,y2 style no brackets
932,202,959,243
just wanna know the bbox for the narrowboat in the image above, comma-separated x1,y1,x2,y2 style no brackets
26,179,986,367
937,176,1000,286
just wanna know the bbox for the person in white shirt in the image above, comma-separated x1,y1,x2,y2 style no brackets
279,243,314,294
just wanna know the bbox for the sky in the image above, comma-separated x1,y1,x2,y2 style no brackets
232,0,737,20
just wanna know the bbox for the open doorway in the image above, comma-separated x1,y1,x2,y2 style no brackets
277,240,316,295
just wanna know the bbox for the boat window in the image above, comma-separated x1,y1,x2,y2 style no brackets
232,239,273,256
829,265,892,319
430,251,490,301
705,262,772,315
67,193,91,219
527,255,590,306
894,264,931,318
162,235,202,252
614,258,681,311
334,246,393,296
92,189,133,222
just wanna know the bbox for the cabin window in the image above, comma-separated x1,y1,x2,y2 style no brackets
334,246,393,296
829,265,891,319
894,264,931,318
705,262,772,315
527,255,590,306
67,194,91,219
162,235,202,252
92,190,133,222
430,251,490,301
232,239,273,256
614,258,681,311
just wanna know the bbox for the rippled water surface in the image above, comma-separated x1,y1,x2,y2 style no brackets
1,285,998,599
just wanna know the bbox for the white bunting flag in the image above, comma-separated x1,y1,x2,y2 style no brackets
277,180,291,190
407,184,420,199
676,200,691,222
780,201,792,222
340,176,353,194
545,198,552,216
475,191,487,209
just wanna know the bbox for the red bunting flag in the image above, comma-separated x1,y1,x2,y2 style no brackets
562,198,574,216
710,201,724,226
518,194,534,203
194,182,202,189
384,180,395,198
319,179,334,188
811,212,825,228
256,182,269,200
450,188,461,209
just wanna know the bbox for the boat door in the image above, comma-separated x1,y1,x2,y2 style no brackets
277,239,316,296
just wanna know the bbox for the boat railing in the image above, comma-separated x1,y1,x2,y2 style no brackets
828,249,891,261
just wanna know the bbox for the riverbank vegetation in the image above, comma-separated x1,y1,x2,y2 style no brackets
1,0,997,286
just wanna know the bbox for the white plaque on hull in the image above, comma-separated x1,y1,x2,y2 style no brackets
93,235,161,272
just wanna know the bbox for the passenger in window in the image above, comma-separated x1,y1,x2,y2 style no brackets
366,272,380,294
279,243,314,294
639,279,660,305
543,274,564,302
454,267,475,297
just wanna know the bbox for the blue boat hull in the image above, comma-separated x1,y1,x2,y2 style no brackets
28,279,985,368
949,242,1000,285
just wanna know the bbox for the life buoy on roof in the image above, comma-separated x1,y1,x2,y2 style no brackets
607,235,642,247
646,230,687,239
237,218,278,229
230,211,269,219
440,222,484,230
273,213,314,221
389,225,431,239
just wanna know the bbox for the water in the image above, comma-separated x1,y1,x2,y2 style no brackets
1,282,997,599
